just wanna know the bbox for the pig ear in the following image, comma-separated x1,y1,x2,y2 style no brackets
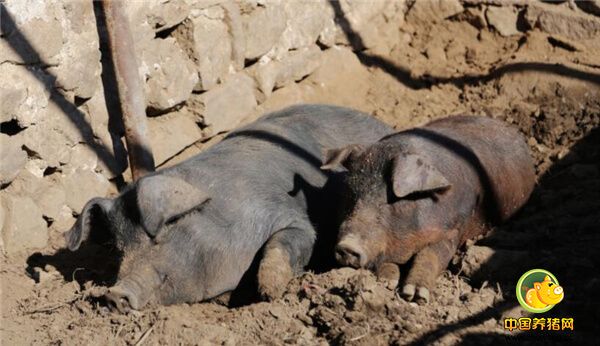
136,175,210,237
321,144,364,171
392,153,451,198
65,197,113,251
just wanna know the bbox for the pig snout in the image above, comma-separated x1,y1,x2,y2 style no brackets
105,267,162,313
335,208,388,268
336,237,367,268
105,284,140,313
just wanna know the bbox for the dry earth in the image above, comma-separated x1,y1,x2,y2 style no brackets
2,1,599,345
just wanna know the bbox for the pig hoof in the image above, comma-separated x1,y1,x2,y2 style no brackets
415,287,430,305
400,284,416,301
376,263,400,290
258,248,293,301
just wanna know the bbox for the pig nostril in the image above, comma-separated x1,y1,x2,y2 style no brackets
554,287,563,295
105,290,133,313
335,245,364,268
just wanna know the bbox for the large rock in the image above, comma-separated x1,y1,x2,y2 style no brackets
526,2,600,40
21,125,70,169
5,169,50,198
177,6,233,91
0,193,48,255
246,83,315,124
406,0,464,23
62,144,99,174
276,1,331,53
242,4,286,60
0,133,27,186
6,168,67,222
0,68,27,123
123,1,156,44
189,72,257,134
20,91,96,168
0,64,52,127
146,0,190,33
0,1,64,65
318,0,400,50
62,168,111,213
47,0,101,100
304,47,370,110
251,45,322,96
36,186,67,222
486,6,520,37
140,38,198,114
148,110,203,165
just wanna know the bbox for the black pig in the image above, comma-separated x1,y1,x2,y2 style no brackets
66,104,393,311
322,116,535,303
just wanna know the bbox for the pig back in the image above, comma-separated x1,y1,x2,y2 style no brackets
165,104,394,238
247,104,395,155
409,116,535,223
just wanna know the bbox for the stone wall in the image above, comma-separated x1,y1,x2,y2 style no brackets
3,0,600,256
0,0,407,255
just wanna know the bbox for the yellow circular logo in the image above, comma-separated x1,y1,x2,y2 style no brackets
516,269,564,313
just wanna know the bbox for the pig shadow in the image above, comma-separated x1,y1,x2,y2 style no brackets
215,130,351,306
289,172,346,272
226,129,350,272
406,127,599,345
225,173,345,307
26,242,121,288
26,192,123,288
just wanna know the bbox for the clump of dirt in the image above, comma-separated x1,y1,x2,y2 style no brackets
2,2,599,345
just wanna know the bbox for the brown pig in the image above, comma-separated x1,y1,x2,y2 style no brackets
322,116,535,303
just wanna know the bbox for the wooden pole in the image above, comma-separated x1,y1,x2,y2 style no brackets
101,0,155,180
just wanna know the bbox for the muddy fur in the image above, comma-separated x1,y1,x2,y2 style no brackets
65,104,394,309
330,116,536,295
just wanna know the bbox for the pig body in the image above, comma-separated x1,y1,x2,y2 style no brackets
66,104,394,311
323,116,535,303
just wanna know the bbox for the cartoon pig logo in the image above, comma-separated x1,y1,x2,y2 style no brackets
517,269,564,313
524,275,564,309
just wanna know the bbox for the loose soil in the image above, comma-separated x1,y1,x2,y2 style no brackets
2,8,599,346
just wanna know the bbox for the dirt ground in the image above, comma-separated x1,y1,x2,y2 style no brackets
2,5,599,346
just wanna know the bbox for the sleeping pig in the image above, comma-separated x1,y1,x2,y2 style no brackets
322,116,535,303
65,104,393,311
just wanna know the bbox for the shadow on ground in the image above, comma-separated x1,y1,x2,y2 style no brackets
408,127,599,345
327,0,600,90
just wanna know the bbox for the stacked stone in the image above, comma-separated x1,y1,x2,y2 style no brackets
0,0,405,255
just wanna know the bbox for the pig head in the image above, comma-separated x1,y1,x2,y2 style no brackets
66,174,244,312
323,116,536,303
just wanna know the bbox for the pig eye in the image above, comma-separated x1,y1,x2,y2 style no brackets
548,282,554,287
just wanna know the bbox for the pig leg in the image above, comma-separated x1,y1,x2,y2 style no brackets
401,237,458,304
257,226,315,300
376,262,401,290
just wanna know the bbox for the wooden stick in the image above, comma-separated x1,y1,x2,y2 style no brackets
101,0,155,180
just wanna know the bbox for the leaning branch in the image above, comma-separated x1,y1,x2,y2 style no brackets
101,0,155,180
